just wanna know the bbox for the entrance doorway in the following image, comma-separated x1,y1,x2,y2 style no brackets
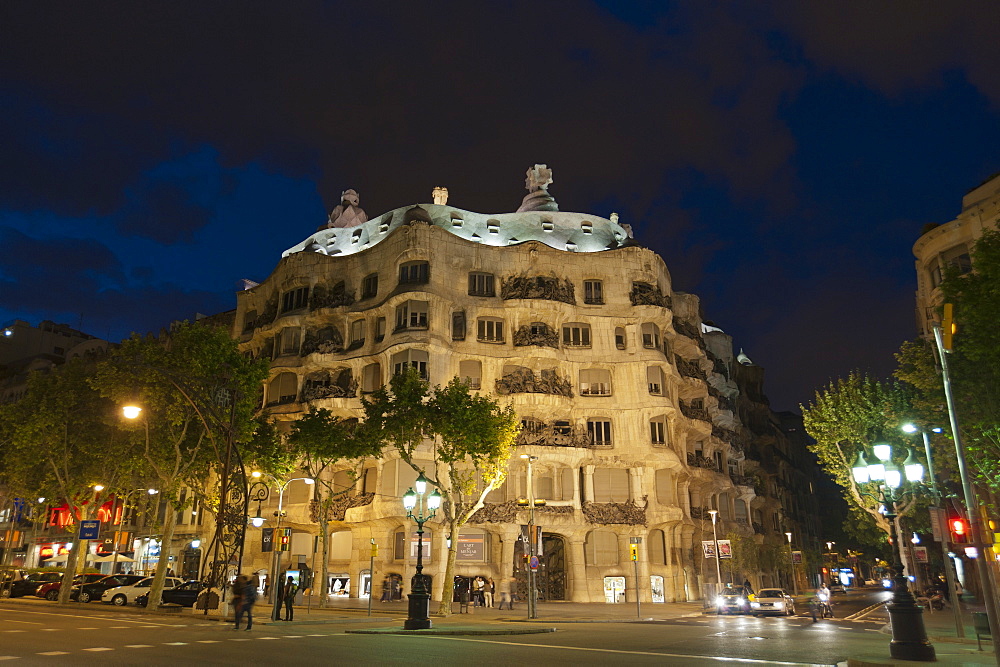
513,533,566,602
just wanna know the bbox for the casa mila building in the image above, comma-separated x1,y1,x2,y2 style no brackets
231,166,819,605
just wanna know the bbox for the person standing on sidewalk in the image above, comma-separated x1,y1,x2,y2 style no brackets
282,576,298,621
484,577,495,608
241,575,258,631
232,575,246,630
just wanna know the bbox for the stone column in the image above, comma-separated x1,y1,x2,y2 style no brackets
499,527,517,596
583,465,595,503
568,538,589,602
629,467,644,502
347,533,361,598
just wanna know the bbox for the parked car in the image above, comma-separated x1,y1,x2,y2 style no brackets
750,588,796,616
71,574,145,603
829,582,847,594
0,568,28,598
102,576,184,606
136,580,207,608
5,571,63,598
35,573,106,601
716,584,753,614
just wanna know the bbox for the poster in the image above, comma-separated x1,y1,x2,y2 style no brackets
718,540,732,559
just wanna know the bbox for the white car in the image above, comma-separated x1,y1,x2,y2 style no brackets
750,588,796,616
101,576,183,606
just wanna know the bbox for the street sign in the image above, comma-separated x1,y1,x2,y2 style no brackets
529,555,539,571
78,520,100,540
262,527,274,553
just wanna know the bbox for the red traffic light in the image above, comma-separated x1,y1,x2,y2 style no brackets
951,519,966,536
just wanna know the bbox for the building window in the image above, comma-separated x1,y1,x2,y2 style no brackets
646,366,664,395
542,221,554,232
580,369,612,396
280,287,309,313
395,300,429,331
583,280,603,304
361,362,382,393
587,419,613,447
487,221,500,234
452,311,466,340
641,323,660,349
468,272,495,297
942,244,973,275
279,327,301,355
392,349,428,379
242,310,257,333
477,318,505,343
581,222,593,234
374,317,386,342
459,360,482,390
654,469,673,505
562,322,591,347
648,529,667,565
585,530,619,566
615,326,626,350
399,261,429,285
592,468,628,502
349,320,366,347
650,417,666,445
267,372,298,405
361,273,379,299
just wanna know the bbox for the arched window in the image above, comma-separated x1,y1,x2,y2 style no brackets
267,373,298,405
585,530,619,566
641,323,660,349
648,529,666,565
392,349,428,378
329,530,352,560
398,261,429,285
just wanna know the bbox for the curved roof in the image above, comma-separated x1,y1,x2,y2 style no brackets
282,204,635,258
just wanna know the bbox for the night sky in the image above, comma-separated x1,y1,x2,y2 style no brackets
2,2,998,411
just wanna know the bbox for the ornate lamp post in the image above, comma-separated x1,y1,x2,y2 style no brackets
852,444,935,661
402,473,441,630
520,454,540,620
707,509,723,602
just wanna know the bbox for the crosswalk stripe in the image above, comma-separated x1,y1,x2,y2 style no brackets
81,648,113,652
36,652,68,656
125,645,153,648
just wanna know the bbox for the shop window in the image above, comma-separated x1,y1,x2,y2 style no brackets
280,287,309,313
399,261,429,285
580,369,612,396
583,280,603,304
395,300,429,331
362,273,379,299
647,366,664,395
267,373,298,405
562,322,591,347
641,322,660,349
394,527,432,561
587,419,613,447
459,360,482,390
477,318,505,343
585,530,619,566
468,272,495,297
392,349,428,379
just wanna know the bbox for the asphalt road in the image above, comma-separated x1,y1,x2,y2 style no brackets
0,590,929,666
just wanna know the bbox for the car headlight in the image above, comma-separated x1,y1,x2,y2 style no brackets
736,598,745,605
774,601,784,609
716,596,726,606
750,601,760,608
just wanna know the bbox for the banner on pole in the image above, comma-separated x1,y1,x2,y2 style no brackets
718,540,732,559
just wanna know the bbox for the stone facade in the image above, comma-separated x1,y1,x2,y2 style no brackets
229,174,807,605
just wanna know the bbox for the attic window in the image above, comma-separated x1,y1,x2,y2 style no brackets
508,238,519,245
487,221,500,234
379,221,390,233
352,229,363,243
566,242,578,252
452,216,463,228
542,221,554,232
581,222,593,234
470,234,482,243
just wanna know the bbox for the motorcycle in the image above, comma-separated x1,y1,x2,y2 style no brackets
809,593,834,621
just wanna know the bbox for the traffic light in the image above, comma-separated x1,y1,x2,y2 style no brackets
949,517,968,544
941,303,956,352
629,543,638,561
279,527,292,552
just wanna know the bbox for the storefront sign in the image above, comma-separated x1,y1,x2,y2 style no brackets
456,533,485,561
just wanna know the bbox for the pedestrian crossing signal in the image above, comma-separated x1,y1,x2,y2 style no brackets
629,544,638,561
279,527,292,552
941,303,956,352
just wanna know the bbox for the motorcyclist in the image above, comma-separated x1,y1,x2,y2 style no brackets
815,584,833,618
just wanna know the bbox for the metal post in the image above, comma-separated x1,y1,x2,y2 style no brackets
882,489,935,661
367,539,375,617
933,323,1000,664
271,484,286,622
403,476,439,630
785,532,798,595
634,552,641,619
526,456,537,620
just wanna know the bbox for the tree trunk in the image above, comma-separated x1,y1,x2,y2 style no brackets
58,502,98,604
319,507,329,608
437,515,461,617
146,500,178,609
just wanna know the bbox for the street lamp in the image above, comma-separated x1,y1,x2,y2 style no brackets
707,509,723,607
852,444,935,661
254,473,315,621
402,473,441,630
901,422,966,639
785,532,798,595
519,454,541,620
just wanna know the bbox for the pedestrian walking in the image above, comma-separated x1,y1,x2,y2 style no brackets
282,575,298,621
497,590,512,610
380,576,390,602
232,575,246,630
241,575,258,631
484,577,494,608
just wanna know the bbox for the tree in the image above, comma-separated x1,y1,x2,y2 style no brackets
801,372,926,560
0,358,143,603
286,408,382,607
92,322,272,608
363,369,519,616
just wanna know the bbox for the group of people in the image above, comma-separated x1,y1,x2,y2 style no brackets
471,576,495,607
231,574,299,631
